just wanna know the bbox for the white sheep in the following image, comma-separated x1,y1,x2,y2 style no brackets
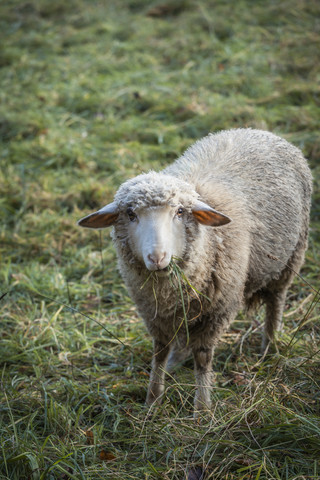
78,128,312,416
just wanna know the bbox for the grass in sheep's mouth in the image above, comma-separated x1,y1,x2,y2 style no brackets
141,257,211,346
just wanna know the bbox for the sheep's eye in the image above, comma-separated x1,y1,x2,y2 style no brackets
127,207,137,222
176,207,184,218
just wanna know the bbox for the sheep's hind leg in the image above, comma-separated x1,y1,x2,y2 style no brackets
146,339,170,405
262,239,307,353
192,344,214,417
262,288,288,353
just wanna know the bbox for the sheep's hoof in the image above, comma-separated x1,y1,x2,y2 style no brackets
193,399,212,423
193,407,212,424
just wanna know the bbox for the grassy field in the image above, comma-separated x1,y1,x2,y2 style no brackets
1,0,320,478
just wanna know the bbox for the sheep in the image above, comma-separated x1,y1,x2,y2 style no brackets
78,128,312,416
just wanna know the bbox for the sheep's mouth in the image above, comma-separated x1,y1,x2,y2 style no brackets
155,266,171,276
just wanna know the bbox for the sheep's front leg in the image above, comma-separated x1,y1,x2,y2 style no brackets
193,345,214,415
146,339,170,405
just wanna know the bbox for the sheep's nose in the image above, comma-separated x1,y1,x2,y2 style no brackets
147,252,167,269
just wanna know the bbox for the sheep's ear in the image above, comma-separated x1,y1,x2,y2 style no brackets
78,202,119,229
192,201,231,227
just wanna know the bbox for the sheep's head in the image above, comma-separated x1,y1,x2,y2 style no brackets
78,173,231,271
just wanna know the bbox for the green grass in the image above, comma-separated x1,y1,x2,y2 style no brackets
1,0,320,478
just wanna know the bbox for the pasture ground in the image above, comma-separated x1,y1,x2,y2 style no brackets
1,1,320,478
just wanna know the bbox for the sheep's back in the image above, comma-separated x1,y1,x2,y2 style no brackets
165,129,312,293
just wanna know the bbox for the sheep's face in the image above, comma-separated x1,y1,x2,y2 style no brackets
124,204,187,271
77,173,231,272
